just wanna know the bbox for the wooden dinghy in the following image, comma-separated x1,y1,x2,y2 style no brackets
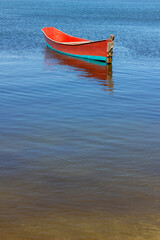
41,27,114,63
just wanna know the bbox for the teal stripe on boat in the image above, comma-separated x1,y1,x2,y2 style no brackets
46,43,106,62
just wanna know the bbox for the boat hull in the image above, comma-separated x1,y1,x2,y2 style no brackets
46,42,107,61
42,27,110,62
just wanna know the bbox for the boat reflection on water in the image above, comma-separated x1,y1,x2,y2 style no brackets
44,47,114,91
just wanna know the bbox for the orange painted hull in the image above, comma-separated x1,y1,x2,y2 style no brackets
41,27,112,62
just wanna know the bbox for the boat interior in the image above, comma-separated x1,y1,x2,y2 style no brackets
42,27,90,44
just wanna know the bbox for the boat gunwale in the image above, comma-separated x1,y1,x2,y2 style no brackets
41,28,109,46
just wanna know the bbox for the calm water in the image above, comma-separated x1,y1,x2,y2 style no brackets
0,0,160,239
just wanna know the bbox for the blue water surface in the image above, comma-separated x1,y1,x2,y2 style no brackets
0,0,160,239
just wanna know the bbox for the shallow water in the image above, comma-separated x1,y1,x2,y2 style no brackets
0,0,160,239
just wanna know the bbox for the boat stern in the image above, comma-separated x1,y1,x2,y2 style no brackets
107,35,114,64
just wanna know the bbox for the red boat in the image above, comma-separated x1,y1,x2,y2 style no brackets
41,27,114,63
